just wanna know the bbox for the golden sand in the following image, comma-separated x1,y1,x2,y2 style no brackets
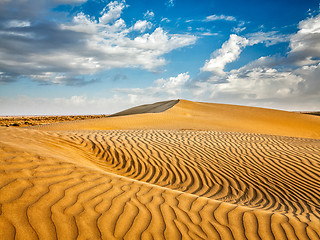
34,99,320,139
1,100,320,239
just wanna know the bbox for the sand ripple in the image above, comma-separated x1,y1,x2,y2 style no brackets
0,128,320,239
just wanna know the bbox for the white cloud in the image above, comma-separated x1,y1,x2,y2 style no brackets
61,15,196,71
232,26,246,34
114,72,190,104
161,17,170,23
191,62,320,111
201,34,249,76
195,27,218,36
6,20,31,28
201,32,219,36
294,63,320,95
247,31,290,47
144,10,154,19
99,1,127,24
204,14,236,22
238,56,284,70
132,20,152,32
154,72,190,96
131,27,196,52
201,30,292,78
288,14,320,66
0,0,197,84
210,67,303,99
191,14,320,110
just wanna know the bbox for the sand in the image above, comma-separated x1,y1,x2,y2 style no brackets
109,99,179,117
33,99,320,139
1,99,320,239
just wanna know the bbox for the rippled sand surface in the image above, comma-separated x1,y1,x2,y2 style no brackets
1,100,320,239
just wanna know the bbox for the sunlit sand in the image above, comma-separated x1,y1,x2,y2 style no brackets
1,100,320,239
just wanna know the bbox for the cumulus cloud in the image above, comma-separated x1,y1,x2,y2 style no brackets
192,64,312,111
192,63,320,110
200,30,296,78
154,72,190,96
132,20,152,32
99,1,126,24
0,0,196,85
208,67,303,99
288,14,320,66
144,10,155,19
201,34,249,76
294,63,320,96
193,13,320,110
114,72,190,104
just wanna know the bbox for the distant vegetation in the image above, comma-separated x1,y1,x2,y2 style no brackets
0,115,108,127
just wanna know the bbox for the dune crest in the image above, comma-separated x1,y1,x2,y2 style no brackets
33,99,320,139
109,99,179,117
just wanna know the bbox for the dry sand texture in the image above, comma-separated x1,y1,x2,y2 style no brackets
1,100,320,239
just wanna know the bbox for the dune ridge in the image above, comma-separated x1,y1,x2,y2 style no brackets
109,99,179,117
33,99,320,139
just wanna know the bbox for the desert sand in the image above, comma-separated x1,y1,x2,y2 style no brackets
0,99,320,239
34,99,320,139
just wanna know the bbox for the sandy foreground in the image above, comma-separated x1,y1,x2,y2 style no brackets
1,99,320,239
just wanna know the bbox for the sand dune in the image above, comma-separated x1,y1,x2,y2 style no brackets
34,99,320,139
1,100,320,239
109,99,179,117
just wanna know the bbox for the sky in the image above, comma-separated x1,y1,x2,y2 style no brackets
0,0,320,115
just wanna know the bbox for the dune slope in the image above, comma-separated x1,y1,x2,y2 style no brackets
0,127,320,239
109,99,179,117
34,99,320,139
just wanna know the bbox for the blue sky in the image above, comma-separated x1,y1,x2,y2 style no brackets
0,0,320,115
